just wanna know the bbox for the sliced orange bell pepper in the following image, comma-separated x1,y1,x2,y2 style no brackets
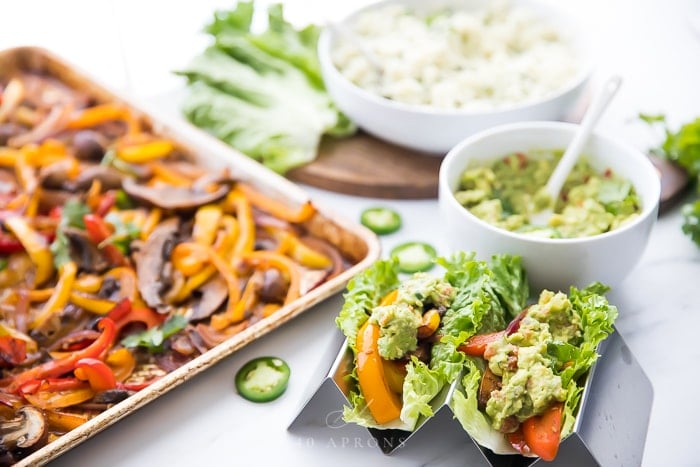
171,242,210,276
74,357,117,392
24,386,95,410
45,409,89,432
148,162,193,187
210,271,260,330
66,103,129,130
236,183,316,223
4,216,54,286
355,321,403,424
106,348,136,382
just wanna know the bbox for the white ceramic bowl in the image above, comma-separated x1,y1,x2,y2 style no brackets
318,0,593,154
438,121,660,292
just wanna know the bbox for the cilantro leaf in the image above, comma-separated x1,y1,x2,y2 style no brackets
121,315,188,352
49,199,91,268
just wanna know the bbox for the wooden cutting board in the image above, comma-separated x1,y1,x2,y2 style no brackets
287,132,443,199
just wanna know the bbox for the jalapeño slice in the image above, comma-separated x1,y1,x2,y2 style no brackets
235,356,290,403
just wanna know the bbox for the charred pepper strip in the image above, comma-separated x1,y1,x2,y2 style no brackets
237,183,316,223
6,318,116,393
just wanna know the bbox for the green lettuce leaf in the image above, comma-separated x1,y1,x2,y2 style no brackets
399,358,444,427
178,2,355,174
431,253,528,384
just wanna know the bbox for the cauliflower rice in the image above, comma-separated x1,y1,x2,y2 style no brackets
331,1,581,111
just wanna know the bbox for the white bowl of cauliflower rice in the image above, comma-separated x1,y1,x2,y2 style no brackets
318,0,592,153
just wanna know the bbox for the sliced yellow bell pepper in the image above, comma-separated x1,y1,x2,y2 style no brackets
73,274,104,294
116,139,174,164
149,162,193,187
69,292,117,315
223,191,254,259
268,227,332,269
0,148,22,167
4,216,54,286
31,261,77,329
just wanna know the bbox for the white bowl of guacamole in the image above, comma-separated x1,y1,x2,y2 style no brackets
438,121,660,292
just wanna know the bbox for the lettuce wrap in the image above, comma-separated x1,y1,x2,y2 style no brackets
450,283,618,460
335,252,528,431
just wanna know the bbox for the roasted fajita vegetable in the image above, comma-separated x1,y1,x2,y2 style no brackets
0,71,351,464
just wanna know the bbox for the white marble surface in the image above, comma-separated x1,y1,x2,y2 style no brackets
2,0,700,466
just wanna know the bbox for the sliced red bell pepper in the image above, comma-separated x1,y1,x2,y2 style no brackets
74,358,117,392
107,298,164,336
19,377,87,395
95,191,117,217
6,318,116,393
0,335,27,367
522,402,564,461
457,331,505,357
0,233,26,254
83,213,127,266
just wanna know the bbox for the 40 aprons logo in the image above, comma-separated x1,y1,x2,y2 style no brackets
290,407,409,451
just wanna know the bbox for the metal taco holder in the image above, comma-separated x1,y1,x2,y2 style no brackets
288,328,653,466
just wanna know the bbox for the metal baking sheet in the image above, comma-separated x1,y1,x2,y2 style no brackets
0,46,381,467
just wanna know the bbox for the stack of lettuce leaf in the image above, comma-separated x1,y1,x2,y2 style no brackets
177,2,355,174
336,251,617,459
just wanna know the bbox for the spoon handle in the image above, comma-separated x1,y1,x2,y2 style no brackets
545,76,623,199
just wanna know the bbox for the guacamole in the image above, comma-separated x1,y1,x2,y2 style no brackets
484,290,582,431
454,150,642,238
369,273,454,360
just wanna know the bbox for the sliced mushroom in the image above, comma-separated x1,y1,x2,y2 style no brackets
478,366,502,411
122,176,230,211
258,268,288,304
189,275,228,321
63,227,110,273
134,217,180,311
0,123,26,146
71,164,125,191
0,406,48,457
38,189,76,212
37,159,75,190
72,130,108,161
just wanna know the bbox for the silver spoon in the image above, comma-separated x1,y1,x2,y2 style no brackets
530,75,623,226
